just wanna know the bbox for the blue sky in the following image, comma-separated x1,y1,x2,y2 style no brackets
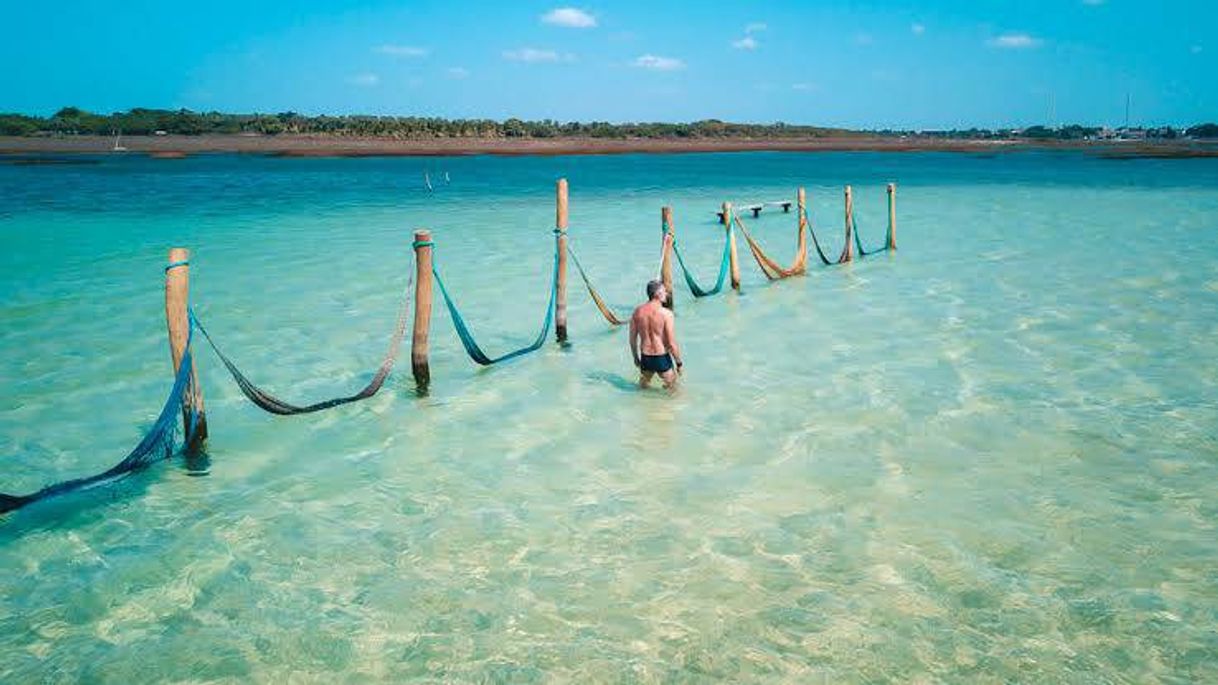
3,1,1215,128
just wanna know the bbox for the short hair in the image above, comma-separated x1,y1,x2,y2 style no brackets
646,279,664,300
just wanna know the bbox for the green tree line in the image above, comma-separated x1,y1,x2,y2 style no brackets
1,107,1216,140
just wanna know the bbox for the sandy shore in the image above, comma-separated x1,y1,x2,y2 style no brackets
2,134,1215,159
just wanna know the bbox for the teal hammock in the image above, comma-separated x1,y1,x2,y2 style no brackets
433,241,559,366
804,209,835,266
851,215,890,257
1,327,201,515
671,220,733,297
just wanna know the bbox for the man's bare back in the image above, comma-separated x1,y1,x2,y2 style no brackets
630,280,683,390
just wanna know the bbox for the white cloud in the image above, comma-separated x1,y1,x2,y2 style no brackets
732,36,758,50
633,54,684,71
1190,45,1203,54
375,45,428,57
349,73,380,87
447,67,470,79
911,23,925,35
1081,0,1105,5
542,7,597,28
989,33,1042,49
745,22,767,34
503,47,571,63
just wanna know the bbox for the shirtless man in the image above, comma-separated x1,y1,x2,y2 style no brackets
629,280,684,390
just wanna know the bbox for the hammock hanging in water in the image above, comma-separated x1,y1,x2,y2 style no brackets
671,217,733,297
432,239,559,366
188,270,412,416
567,243,629,326
1,330,202,515
851,214,889,257
733,213,808,280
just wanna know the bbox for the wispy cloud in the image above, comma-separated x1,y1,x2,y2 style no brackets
732,22,765,50
855,33,874,46
542,7,597,28
732,36,758,50
446,67,470,79
1191,45,1203,54
989,33,1042,49
634,54,684,71
911,23,925,35
375,45,428,57
348,73,380,87
503,47,572,63
1081,0,1105,5
792,82,816,92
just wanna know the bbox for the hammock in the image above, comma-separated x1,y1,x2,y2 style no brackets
1,330,202,514
851,214,890,257
433,242,558,366
189,277,411,415
733,213,807,280
567,244,628,326
671,219,733,297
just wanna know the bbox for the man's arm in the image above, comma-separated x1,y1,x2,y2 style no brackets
628,313,641,367
663,311,683,370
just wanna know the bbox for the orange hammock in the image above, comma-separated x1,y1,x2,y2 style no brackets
733,212,808,280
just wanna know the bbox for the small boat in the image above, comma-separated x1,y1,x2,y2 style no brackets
112,131,127,152
424,171,433,192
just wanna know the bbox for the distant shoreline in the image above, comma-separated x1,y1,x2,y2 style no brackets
2,134,1216,159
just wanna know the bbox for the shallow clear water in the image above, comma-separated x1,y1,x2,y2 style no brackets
2,151,1217,682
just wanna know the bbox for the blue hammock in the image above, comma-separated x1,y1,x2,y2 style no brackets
671,220,733,298
432,245,559,366
1,330,201,514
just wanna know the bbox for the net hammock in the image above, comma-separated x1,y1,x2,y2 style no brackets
671,216,733,297
432,236,559,366
1,329,202,514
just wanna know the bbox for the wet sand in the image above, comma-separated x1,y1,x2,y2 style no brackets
1,134,1215,159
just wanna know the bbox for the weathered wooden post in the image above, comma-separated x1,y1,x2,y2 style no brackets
886,183,897,250
660,206,675,310
165,248,207,448
841,185,855,263
411,230,433,393
555,178,569,343
797,186,807,237
725,201,741,291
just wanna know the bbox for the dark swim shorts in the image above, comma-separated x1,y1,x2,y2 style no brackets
640,353,674,373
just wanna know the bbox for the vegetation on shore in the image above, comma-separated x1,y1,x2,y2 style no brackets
1,107,1216,141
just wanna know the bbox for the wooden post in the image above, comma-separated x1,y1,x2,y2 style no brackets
555,178,569,343
660,206,675,310
725,201,741,291
886,183,897,250
165,248,207,448
411,230,433,393
797,186,807,231
841,186,855,263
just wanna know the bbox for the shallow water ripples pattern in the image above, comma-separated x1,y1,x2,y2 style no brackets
1,152,1217,682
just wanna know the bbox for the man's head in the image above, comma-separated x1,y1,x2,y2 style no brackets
646,279,666,302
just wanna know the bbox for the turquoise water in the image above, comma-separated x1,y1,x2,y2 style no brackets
2,151,1217,682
